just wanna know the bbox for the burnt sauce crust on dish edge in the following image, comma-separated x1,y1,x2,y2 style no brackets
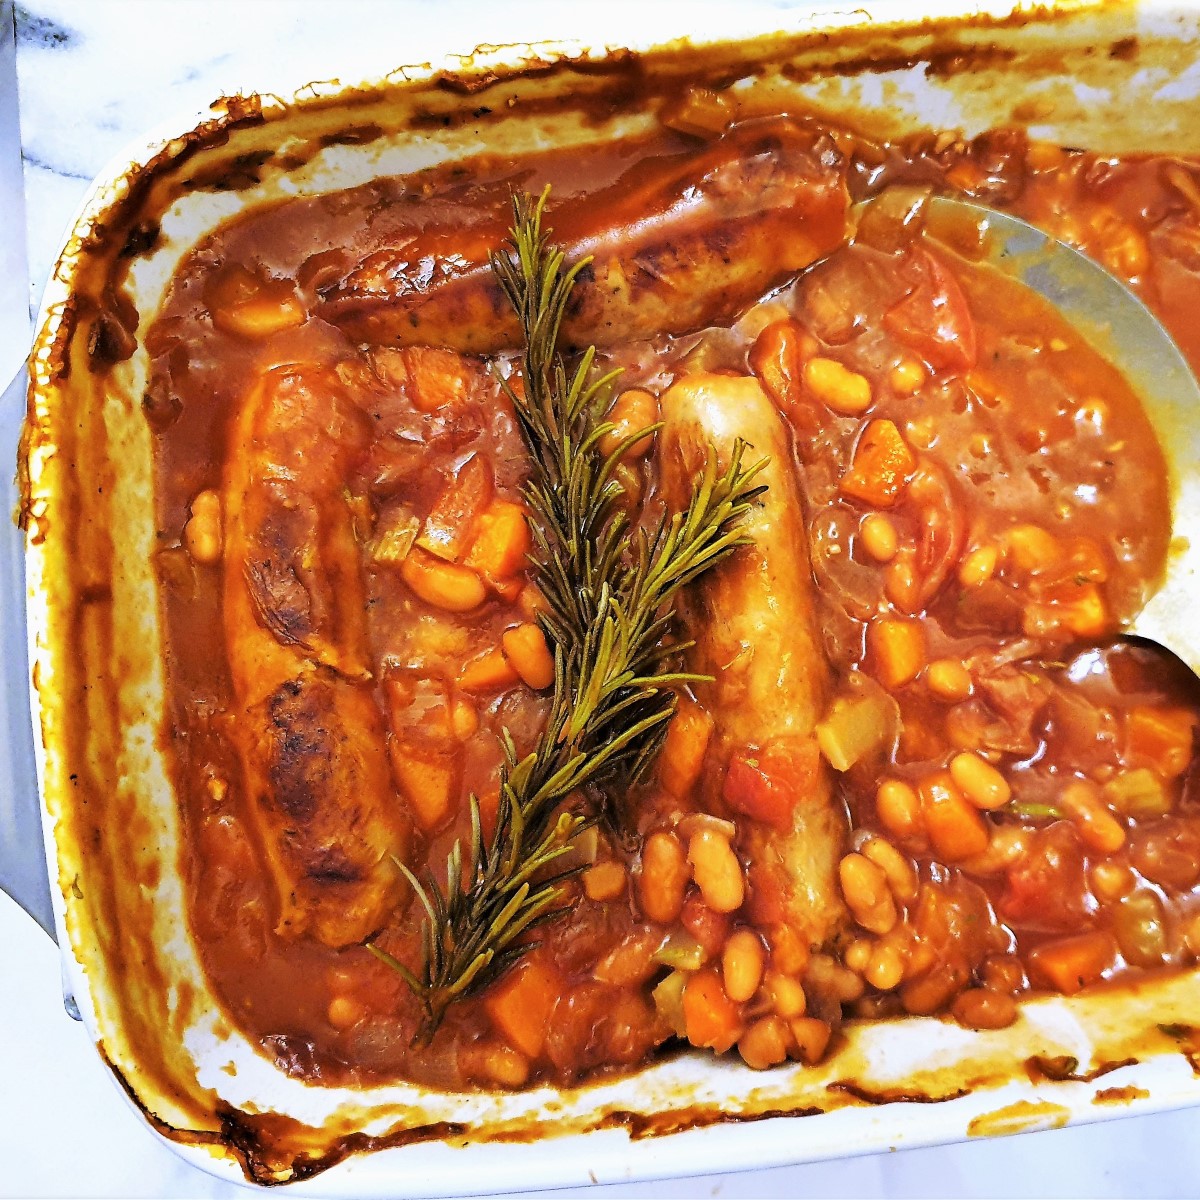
27,20,1200,1187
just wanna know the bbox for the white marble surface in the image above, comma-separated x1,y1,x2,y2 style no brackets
4,2,1200,1197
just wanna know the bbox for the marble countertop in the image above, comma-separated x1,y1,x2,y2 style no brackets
3,2,1199,1197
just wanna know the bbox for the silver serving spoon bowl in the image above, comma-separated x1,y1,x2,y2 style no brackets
927,194,1200,677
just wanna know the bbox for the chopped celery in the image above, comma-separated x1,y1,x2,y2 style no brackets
1102,768,1171,819
816,688,898,772
652,933,706,971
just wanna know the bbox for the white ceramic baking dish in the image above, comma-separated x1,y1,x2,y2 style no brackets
20,1,1200,1192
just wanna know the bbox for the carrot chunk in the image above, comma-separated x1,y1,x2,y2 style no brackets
465,501,532,585
459,647,519,694
1125,706,1198,779
682,968,742,1053
484,957,561,1059
919,771,990,861
868,618,925,691
1028,930,1118,995
839,419,916,508
388,742,457,832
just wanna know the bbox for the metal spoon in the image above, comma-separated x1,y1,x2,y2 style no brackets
925,194,1200,677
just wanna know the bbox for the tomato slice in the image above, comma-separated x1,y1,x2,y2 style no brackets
722,739,820,831
883,247,977,372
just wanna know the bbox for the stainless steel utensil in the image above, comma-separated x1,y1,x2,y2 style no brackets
927,195,1200,675
0,0,53,938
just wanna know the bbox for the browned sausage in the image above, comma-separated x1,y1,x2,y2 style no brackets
222,362,406,947
317,119,848,354
658,372,847,951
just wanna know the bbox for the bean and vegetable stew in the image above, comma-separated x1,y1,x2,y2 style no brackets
147,103,1200,1091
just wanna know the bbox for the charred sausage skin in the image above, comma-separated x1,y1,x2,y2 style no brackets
222,363,406,947
317,119,849,354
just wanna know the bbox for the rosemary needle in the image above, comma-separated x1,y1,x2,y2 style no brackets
374,188,767,1039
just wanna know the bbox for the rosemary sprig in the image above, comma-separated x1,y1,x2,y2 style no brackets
375,188,766,1039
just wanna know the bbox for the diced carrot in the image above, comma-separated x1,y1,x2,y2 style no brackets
416,454,494,562
722,738,820,831
1028,930,1118,995
492,577,523,603
1125,706,1198,779
483,956,561,1059
401,346,472,413
400,547,487,612
868,618,925,691
682,968,742,1053
464,500,532,585
945,160,987,193
919,771,990,861
839,420,917,508
459,647,519,694
388,742,457,832
1055,582,1108,638
1003,524,1062,574
659,700,715,798
501,623,556,690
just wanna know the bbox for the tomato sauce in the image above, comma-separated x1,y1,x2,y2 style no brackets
146,114,1200,1091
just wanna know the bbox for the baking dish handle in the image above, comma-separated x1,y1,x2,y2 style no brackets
0,361,55,941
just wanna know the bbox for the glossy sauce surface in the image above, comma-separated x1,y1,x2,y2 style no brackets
148,113,1200,1090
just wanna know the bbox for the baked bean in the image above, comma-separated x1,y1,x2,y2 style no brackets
804,356,873,414
890,358,926,395
860,513,899,562
598,387,659,460
1061,780,1126,853
184,489,223,564
876,779,922,840
844,938,873,974
687,828,745,914
738,1015,790,1070
981,954,1026,995
327,994,365,1029
722,929,767,1003
788,1017,832,1065
958,544,998,587
865,942,904,991
860,835,918,903
764,971,808,1018
949,752,1012,810
926,659,973,701
638,831,689,924
839,852,898,934
951,987,1018,1030
1090,861,1135,902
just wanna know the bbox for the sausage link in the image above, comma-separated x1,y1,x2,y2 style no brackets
318,120,848,354
658,373,847,950
222,363,406,947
